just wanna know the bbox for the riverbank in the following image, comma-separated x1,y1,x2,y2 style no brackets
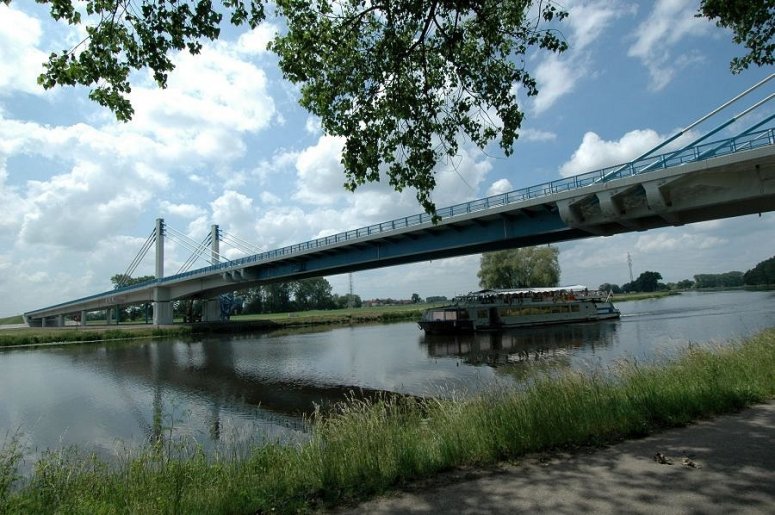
0,305,430,347
2,327,774,513
0,293,670,348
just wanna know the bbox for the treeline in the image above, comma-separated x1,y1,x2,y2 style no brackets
744,255,775,285
598,254,775,293
239,278,362,314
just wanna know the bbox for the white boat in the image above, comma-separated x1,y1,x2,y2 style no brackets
418,285,620,334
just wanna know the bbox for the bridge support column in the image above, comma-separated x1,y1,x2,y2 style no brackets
56,315,64,327
202,299,221,322
153,287,173,325
80,310,87,326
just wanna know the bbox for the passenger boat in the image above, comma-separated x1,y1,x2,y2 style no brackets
418,285,620,334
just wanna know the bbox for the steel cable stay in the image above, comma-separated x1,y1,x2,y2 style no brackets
598,73,774,182
165,226,232,268
117,228,157,287
176,233,212,274
219,231,262,255
638,92,775,174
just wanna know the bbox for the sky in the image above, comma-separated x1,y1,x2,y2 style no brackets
1,0,774,317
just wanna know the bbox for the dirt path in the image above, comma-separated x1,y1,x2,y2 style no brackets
333,402,775,514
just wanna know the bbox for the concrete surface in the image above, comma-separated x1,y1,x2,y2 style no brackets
334,402,775,514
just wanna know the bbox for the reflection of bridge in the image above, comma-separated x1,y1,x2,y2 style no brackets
25,77,775,326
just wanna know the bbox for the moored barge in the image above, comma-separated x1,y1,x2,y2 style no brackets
419,286,620,334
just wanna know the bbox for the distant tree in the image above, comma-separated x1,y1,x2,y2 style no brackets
426,295,449,303
292,278,334,310
411,293,422,304
333,293,362,309
622,271,663,292
111,274,155,289
694,272,744,289
478,246,560,289
598,283,623,294
264,283,293,313
699,1,775,72
676,279,695,290
744,255,775,285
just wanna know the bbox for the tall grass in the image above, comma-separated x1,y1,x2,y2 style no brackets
2,329,775,514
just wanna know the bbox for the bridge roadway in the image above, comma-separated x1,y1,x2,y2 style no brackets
24,129,775,326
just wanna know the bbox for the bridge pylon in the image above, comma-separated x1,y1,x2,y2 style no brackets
153,218,173,325
201,224,222,322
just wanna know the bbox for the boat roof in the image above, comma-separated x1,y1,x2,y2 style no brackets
469,285,589,295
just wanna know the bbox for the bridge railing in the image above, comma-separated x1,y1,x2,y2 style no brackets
159,127,775,285
27,127,775,314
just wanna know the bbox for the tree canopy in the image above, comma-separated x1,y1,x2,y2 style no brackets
743,255,775,285
622,271,663,293
15,1,775,216
12,0,570,219
699,0,775,72
477,246,560,289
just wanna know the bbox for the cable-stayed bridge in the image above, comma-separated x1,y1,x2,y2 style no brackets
24,77,775,327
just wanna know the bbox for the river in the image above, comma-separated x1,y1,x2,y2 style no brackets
1,290,774,461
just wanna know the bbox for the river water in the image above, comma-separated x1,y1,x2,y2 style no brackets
1,290,774,460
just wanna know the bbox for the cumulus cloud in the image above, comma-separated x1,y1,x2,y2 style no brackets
235,24,278,56
533,55,586,115
559,129,665,176
486,179,514,196
0,5,46,96
292,135,347,205
558,127,700,177
628,0,713,90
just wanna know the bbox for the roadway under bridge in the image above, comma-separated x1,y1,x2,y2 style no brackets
24,134,775,327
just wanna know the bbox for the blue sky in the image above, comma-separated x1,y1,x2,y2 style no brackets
1,0,774,317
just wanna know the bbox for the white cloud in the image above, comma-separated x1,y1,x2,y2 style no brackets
559,127,699,177
486,179,514,196
533,55,586,115
560,129,663,176
127,43,277,141
293,135,347,205
161,202,206,219
235,24,277,56
0,5,46,96
568,0,633,52
520,128,557,142
628,0,712,90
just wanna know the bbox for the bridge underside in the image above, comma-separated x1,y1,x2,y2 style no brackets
24,145,775,326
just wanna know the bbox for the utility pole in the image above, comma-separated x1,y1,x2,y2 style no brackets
347,273,354,308
627,253,634,283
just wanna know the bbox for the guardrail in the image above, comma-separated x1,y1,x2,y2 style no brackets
27,128,775,315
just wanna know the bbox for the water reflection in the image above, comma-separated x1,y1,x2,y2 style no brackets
421,321,619,381
2,291,774,461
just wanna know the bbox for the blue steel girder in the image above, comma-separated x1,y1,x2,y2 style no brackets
237,207,583,285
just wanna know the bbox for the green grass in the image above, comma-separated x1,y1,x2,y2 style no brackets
2,329,775,514
0,326,191,348
0,315,23,326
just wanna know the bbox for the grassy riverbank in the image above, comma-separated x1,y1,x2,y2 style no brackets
0,325,192,348
2,328,774,514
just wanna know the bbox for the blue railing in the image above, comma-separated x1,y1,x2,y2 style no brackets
163,127,774,282
28,127,775,315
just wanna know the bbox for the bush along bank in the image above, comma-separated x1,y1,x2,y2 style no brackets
2,329,775,513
